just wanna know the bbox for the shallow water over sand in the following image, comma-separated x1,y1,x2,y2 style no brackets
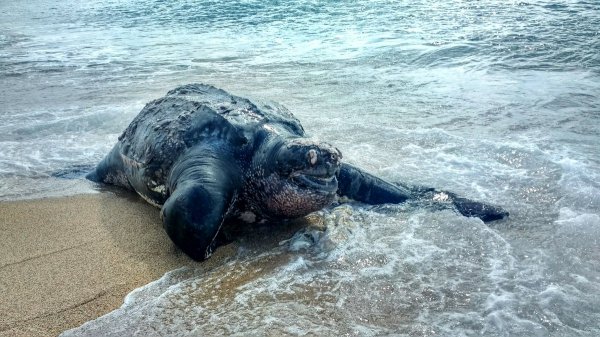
2,0,599,336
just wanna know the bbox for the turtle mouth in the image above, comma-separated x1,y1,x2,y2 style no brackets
291,171,338,192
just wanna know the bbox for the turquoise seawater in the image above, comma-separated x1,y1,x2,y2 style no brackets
1,1,599,336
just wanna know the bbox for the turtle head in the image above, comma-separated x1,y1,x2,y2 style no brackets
247,137,342,219
273,138,342,191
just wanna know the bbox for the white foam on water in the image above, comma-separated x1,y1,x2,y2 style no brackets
57,125,600,336
60,205,521,336
554,157,600,212
0,102,145,200
3,1,600,336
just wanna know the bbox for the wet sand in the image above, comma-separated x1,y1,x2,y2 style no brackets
0,191,238,337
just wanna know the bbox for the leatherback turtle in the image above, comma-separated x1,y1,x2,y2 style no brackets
88,84,508,260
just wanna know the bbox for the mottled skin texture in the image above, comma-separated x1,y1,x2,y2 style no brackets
88,84,508,261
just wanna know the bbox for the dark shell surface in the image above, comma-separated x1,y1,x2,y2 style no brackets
118,84,305,169
113,84,310,205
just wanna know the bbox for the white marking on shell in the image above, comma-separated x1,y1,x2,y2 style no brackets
136,192,162,208
263,124,280,134
239,211,257,223
150,184,166,194
104,171,129,188
308,149,318,165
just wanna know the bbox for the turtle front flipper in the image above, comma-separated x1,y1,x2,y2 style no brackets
337,163,412,204
337,163,508,223
161,146,241,261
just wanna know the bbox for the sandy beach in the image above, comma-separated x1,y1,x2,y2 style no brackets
0,191,238,337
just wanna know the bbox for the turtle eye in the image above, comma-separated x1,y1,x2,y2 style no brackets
308,149,318,165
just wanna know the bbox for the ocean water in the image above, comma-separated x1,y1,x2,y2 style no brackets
2,0,599,336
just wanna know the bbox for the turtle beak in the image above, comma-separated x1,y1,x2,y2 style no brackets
305,145,341,177
291,144,340,192
272,138,342,178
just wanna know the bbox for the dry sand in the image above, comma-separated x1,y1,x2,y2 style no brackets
0,191,239,337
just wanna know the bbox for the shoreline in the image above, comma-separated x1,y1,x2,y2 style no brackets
0,192,238,337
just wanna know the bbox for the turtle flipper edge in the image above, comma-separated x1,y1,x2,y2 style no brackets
161,146,241,261
337,163,508,223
